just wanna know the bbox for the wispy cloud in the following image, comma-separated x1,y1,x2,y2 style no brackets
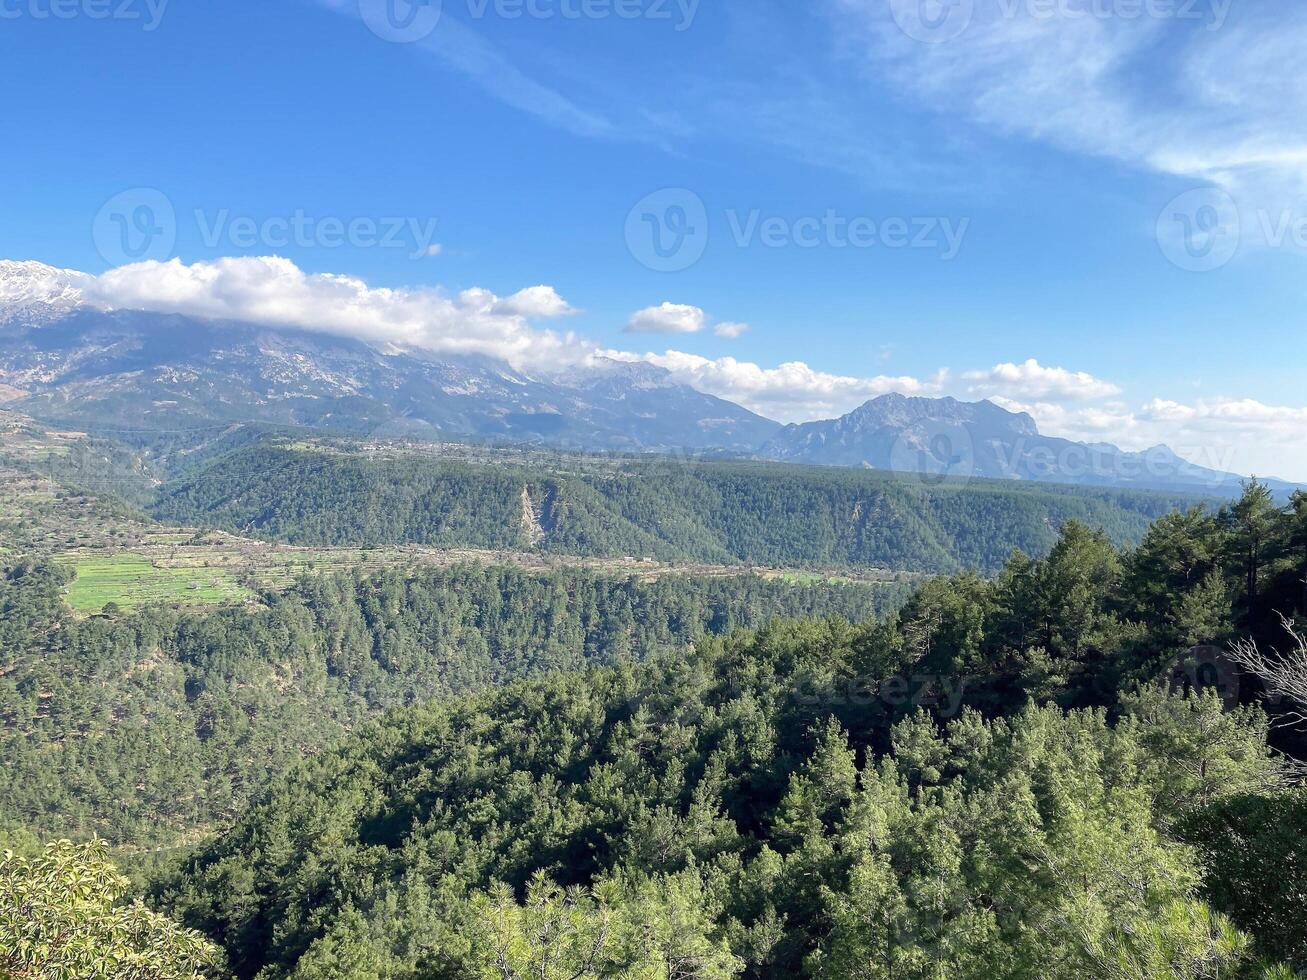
316,0,621,140
316,0,972,185
314,0,1307,211
830,0,1307,206
714,321,750,339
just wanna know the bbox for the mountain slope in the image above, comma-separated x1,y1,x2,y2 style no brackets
150,439,1202,573
154,604,1290,979
0,261,1292,495
761,393,1298,497
0,259,92,329
0,302,779,453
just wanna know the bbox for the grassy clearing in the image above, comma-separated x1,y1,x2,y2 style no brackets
62,553,253,612
53,543,907,615
768,570,867,586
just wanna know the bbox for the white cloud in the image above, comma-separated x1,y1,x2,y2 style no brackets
59,255,1307,477
609,348,947,421
491,285,577,318
964,359,1121,401
79,257,940,422
625,306,751,341
988,396,1139,441
988,393,1307,481
625,302,709,334
423,244,444,258
89,257,589,371
1141,398,1307,427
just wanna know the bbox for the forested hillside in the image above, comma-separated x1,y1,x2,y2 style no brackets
147,487,1307,979
0,561,902,846
159,658,1301,979
6,431,1307,979
151,442,1200,573
0,409,162,506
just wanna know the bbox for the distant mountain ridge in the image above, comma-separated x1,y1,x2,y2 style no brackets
0,262,779,453
759,393,1299,497
0,260,1292,496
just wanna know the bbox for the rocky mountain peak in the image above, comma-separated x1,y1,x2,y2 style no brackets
843,393,1040,438
0,260,92,326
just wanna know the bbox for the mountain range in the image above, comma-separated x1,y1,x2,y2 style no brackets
0,259,1292,496
0,261,776,453
759,393,1295,497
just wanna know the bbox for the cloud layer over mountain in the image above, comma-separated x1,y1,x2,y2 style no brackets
5,255,1305,479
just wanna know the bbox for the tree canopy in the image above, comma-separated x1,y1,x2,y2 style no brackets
0,839,222,979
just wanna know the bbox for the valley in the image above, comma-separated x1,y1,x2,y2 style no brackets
9,8,1307,976
3,330,1305,980
1,414,911,615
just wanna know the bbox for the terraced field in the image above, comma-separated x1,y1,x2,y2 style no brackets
53,538,914,613
60,553,253,612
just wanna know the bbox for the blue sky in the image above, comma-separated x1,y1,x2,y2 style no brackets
2,0,1305,476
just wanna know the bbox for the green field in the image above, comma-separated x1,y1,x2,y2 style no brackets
771,570,868,586
61,554,253,612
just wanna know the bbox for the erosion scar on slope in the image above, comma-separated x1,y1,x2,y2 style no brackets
521,484,545,548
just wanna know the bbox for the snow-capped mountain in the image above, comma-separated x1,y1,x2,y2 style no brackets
0,261,1289,496
0,260,93,328
0,292,780,452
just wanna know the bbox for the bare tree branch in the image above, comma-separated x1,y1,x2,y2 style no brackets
1229,614,1307,726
